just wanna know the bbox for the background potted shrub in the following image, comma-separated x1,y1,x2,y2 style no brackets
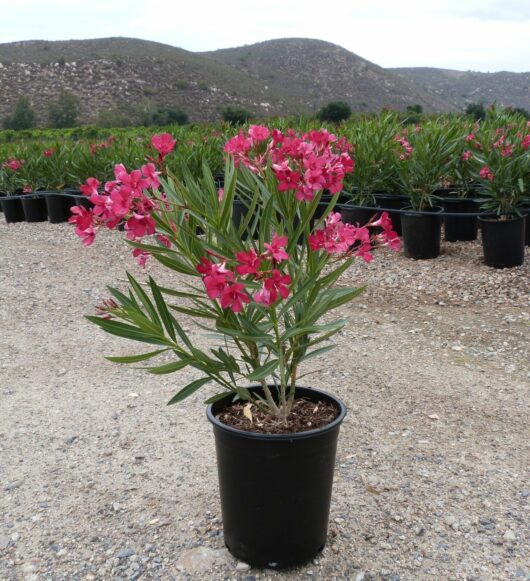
71,128,399,568
0,158,25,222
345,113,406,233
395,121,458,259
471,124,529,267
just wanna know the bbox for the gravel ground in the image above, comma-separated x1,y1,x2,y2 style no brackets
1,221,529,581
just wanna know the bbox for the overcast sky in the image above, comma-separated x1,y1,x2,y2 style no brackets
0,0,528,72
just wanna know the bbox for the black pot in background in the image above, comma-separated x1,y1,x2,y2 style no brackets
45,192,71,223
207,386,346,569
213,172,225,189
232,198,260,239
373,192,409,236
337,204,379,228
313,193,350,224
478,215,525,268
401,207,443,260
442,198,479,242
0,191,6,213
21,195,48,222
1,196,25,223
73,195,93,210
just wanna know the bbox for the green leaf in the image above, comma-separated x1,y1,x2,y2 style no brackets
106,348,169,363
246,358,280,381
203,391,233,404
299,345,336,362
126,272,162,330
167,377,212,405
86,316,173,346
146,359,191,374
149,277,176,341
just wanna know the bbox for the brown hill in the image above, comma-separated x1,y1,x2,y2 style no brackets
203,38,455,114
2,37,527,128
0,37,295,126
391,67,530,112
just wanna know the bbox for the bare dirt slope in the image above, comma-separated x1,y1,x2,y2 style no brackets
0,222,528,580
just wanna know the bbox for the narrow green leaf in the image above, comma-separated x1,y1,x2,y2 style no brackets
146,359,191,374
246,358,280,381
126,272,162,329
86,316,173,346
106,348,168,363
167,377,211,405
149,277,176,341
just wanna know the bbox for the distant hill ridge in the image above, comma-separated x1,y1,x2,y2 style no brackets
0,37,527,127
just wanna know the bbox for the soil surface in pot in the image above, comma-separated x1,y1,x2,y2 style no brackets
216,397,338,434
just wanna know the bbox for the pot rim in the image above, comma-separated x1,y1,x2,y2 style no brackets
477,214,524,223
206,385,347,441
402,205,443,216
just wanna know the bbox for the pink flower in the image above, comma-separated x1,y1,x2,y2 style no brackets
23,185,32,193
264,234,289,262
133,248,150,268
254,285,275,307
196,257,230,277
125,213,156,240
522,135,530,150
217,188,224,202
462,150,473,161
141,162,160,189
464,133,475,142
220,283,250,313
203,274,232,300
264,269,291,300
479,166,495,181
68,205,97,246
235,249,262,276
500,145,513,158
2,158,25,171
80,177,101,198
43,148,55,157
248,125,270,142
151,133,176,158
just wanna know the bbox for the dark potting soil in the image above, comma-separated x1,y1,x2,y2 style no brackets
216,397,339,434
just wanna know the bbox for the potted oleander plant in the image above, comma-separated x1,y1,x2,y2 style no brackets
0,157,26,223
70,128,400,569
345,113,406,233
471,124,529,267
394,121,459,259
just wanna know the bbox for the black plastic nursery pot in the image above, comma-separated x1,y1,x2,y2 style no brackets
442,197,479,242
401,207,443,260
21,195,48,222
207,386,346,569
45,192,71,224
0,191,5,212
1,196,25,223
478,215,525,268
525,212,530,247
337,204,379,228
373,192,409,236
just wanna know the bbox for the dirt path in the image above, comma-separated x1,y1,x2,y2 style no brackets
1,222,529,580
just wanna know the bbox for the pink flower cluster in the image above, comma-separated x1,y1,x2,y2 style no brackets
196,234,292,312
89,137,115,156
395,133,413,160
309,211,400,262
479,166,495,181
224,125,354,202
2,158,25,171
70,134,176,253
